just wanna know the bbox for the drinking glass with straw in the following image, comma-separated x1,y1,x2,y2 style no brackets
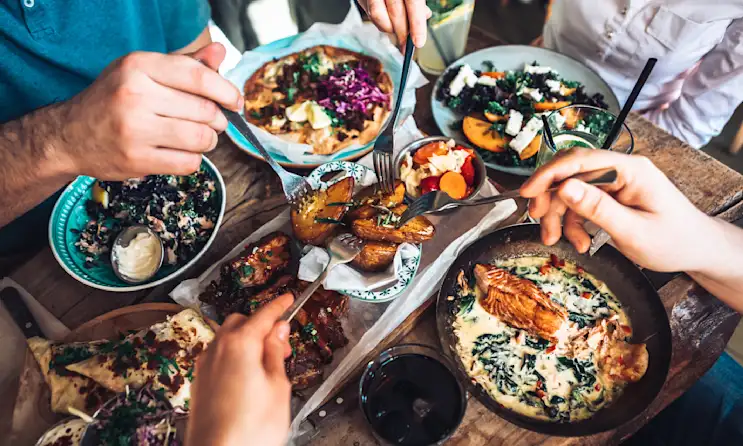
417,0,476,75
538,58,658,256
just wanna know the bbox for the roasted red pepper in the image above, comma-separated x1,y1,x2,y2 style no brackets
419,176,441,194
460,156,476,187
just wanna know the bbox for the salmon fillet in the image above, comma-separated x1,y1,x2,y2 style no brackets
474,264,567,341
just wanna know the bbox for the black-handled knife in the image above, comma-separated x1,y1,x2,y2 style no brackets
1,287,43,338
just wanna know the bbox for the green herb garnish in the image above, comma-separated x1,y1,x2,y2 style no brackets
486,101,507,116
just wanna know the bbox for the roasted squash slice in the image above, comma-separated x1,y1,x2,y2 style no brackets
484,111,508,123
291,177,354,246
520,134,542,160
345,181,405,222
351,205,435,244
351,240,398,272
462,116,508,153
534,100,572,112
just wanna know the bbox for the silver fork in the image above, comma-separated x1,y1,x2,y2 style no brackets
396,169,618,228
280,233,363,322
373,36,415,193
220,105,313,205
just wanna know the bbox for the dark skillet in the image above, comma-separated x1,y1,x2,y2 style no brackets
436,223,672,436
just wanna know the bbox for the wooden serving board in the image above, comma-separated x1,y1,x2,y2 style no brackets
8,303,211,446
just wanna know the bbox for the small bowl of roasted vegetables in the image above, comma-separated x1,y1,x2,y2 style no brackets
396,136,487,202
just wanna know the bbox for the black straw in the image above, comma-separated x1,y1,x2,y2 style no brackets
541,115,555,150
601,58,657,150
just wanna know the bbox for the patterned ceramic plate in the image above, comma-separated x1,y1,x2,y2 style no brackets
307,161,422,303
431,45,621,176
225,34,405,169
49,157,226,292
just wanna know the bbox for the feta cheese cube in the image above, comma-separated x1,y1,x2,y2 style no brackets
448,64,478,96
509,117,544,154
518,87,543,102
476,75,498,87
505,110,524,136
524,64,554,75
545,79,562,93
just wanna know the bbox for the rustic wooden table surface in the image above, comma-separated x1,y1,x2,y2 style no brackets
7,23,743,446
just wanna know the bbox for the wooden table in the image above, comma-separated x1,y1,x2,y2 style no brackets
7,23,743,446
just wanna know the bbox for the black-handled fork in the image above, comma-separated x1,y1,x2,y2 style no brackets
373,36,415,193
396,169,618,228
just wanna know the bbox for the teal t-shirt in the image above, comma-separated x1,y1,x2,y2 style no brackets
0,0,211,255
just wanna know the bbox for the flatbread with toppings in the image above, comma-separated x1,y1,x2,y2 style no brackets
65,309,214,409
244,45,392,155
27,337,114,414
36,418,87,446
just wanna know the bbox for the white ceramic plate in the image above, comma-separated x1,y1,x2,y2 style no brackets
431,45,621,176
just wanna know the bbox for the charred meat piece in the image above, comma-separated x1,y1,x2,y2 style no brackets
244,275,296,315
286,323,325,390
199,231,291,312
474,264,567,341
293,281,349,362
295,281,350,319
227,232,291,288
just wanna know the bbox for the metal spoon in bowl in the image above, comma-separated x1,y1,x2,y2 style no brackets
110,225,164,284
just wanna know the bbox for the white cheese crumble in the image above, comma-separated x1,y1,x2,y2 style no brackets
285,101,331,129
524,64,554,75
545,79,562,93
518,87,544,102
449,64,478,97
509,117,543,154
505,109,524,136
476,75,498,87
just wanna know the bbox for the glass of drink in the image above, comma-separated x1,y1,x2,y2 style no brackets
359,344,467,445
537,105,634,168
417,0,476,75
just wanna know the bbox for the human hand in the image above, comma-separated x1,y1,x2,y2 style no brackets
186,293,294,446
357,0,432,48
57,42,242,180
520,148,714,273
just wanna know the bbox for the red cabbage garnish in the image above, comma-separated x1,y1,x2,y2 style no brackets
317,66,390,122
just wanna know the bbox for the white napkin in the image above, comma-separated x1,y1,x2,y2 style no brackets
223,4,428,164
298,243,419,292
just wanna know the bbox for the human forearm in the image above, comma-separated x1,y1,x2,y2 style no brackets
0,103,76,229
687,217,743,313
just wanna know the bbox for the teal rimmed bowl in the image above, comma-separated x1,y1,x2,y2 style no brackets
49,157,226,292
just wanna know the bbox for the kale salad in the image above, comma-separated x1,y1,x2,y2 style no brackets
74,167,220,270
436,61,611,168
